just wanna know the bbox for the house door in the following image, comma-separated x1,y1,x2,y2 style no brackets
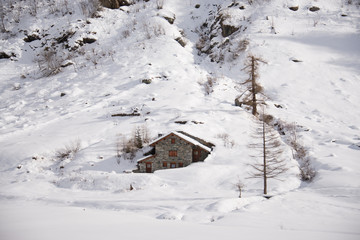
192,148,201,162
145,163,152,173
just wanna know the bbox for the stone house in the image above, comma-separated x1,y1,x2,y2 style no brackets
136,131,214,173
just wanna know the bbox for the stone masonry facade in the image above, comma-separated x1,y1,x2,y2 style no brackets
137,132,213,173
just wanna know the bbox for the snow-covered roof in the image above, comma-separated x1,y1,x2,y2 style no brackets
137,154,155,163
149,131,212,152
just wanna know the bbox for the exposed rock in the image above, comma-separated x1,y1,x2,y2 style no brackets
142,79,152,84
235,97,242,107
219,14,239,37
82,37,97,44
61,61,74,68
111,112,141,117
76,37,96,47
228,2,239,8
164,16,175,24
158,10,176,24
221,23,239,37
0,52,11,59
175,37,186,47
191,121,204,124
309,6,320,12
175,121,187,124
289,6,299,11
24,34,41,42
12,83,21,90
100,0,131,9
195,4,200,9
239,6,245,10
56,31,76,44
60,92,66,97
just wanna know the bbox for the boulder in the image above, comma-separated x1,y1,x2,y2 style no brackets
24,34,40,42
175,37,186,47
82,37,97,44
289,6,299,11
99,0,131,9
309,6,320,12
142,79,152,84
0,52,11,59
158,10,176,24
0,52,15,59
221,23,239,37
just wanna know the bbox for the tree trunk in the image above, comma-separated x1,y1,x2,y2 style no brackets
251,56,257,116
262,119,267,195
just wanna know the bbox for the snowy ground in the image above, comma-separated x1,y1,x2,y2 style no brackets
1,0,360,239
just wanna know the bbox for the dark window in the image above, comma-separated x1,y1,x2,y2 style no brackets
163,162,167,168
178,162,183,167
194,150,198,155
171,138,175,144
170,163,176,168
169,150,177,157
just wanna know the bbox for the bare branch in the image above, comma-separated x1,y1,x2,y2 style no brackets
248,109,289,195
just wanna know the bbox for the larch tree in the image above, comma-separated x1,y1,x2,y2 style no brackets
248,111,289,195
236,54,266,116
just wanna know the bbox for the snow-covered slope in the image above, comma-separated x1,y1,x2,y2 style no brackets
1,0,359,239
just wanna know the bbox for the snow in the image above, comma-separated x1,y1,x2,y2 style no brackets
0,0,360,239
148,131,212,152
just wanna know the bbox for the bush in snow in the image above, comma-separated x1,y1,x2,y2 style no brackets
235,179,245,198
116,125,151,162
35,47,65,77
272,120,317,182
200,75,217,95
55,140,82,161
345,0,360,6
156,0,164,9
143,22,165,39
287,123,316,182
216,133,235,148
79,0,102,18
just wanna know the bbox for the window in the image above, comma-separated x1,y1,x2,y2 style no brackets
178,163,183,168
170,163,176,168
171,138,175,144
169,150,177,157
194,150,198,155
163,162,168,168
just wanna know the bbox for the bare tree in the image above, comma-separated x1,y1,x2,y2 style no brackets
248,110,289,195
236,54,266,116
0,0,7,32
235,180,245,198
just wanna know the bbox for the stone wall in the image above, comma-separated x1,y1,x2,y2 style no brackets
155,135,193,170
137,134,210,173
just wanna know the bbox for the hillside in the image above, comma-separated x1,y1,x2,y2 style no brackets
1,0,360,239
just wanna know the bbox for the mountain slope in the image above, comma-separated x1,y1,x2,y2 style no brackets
0,0,359,239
